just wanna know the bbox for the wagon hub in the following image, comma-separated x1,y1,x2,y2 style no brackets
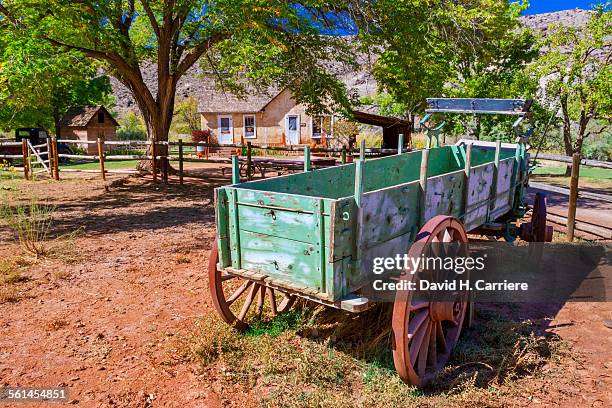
429,295,462,323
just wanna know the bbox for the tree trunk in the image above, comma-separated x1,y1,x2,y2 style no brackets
560,96,574,176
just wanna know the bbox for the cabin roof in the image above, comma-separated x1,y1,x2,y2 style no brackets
60,106,119,127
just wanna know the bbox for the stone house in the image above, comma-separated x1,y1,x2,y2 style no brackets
59,106,119,154
198,88,334,146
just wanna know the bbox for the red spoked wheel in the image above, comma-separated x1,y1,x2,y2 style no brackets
392,215,469,387
208,244,296,331
520,192,553,242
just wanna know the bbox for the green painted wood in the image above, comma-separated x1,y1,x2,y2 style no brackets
215,143,528,302
314,199,326,292
227,188,242,269
215,188,231,268
237,204,317,243
232,155,240,184
239,229,323,292
304,146,311,172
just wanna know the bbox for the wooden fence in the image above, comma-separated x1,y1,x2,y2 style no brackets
2,137,611,184
1,137,412,184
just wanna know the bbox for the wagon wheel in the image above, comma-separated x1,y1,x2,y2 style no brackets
392,215,469,387
239,162,256,180
520,192,553,242
208,244,296,331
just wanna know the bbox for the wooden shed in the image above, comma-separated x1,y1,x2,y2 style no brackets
351,110,412,149
59,106,119,154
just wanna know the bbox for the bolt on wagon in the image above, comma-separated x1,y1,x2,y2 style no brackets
208,98,553,386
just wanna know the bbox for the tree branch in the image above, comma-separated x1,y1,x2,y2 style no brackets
141,0,160,37
175,32,231,78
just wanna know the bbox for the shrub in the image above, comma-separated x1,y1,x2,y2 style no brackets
583,134,612,161
117,112,147,141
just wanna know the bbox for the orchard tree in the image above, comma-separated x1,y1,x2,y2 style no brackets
529,4,611,169
0,30,113,137
0,0,359,170
357,0,537,138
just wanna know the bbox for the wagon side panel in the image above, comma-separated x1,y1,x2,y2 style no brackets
464,163,495,231
424,170,465,221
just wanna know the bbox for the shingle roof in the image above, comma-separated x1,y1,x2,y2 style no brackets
197,87,282,113
60,106,119,127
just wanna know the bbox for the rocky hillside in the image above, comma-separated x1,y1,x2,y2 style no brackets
110,8,591,119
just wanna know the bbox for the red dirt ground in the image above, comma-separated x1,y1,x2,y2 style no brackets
0,171,610,407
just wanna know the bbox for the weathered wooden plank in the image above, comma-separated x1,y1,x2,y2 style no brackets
360,182,420,247
215,188,231,268
239,229,323,292
227,189,242,269
235,188,321,212
424,170,465,221
237,204,318,243
490,158,514,219
464,163,495,231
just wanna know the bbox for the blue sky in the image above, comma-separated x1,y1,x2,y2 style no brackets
524,0,597,14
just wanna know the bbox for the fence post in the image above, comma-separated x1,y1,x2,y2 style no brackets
397,133,404,155
46,136,54,178
231,155,240,184
162,144,168,184
151,141,157,183
178,139,184,185
52,137,60,180
97,138,106,181
304,146,311,172
419,149,430,226
247,141,253,180
567,153,581,242
21,139,29,180
359,139,366,161
341,147,347,164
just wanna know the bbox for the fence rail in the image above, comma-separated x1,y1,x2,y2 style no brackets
3,136,612,183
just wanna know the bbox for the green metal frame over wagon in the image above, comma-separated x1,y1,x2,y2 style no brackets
208,98,553,387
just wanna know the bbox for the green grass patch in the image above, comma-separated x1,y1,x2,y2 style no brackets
59,160,139,170
533,165,612,179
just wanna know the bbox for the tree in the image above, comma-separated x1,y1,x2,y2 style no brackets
0,1,360,170
357,0,537,139
528,4,611,173
173,97,201,134
0,30,113,137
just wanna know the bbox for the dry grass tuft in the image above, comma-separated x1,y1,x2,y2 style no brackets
183,303,567,407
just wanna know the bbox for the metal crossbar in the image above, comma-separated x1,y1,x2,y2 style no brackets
425,98,533,115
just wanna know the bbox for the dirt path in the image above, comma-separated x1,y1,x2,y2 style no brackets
526,185,612,240
0,175,224,407
0,174,610,407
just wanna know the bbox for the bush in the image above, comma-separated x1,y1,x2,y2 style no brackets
583,134,612,161
117,112,147,141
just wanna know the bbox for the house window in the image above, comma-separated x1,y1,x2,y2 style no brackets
243,115,256,139
220,117,231,134
312,116,322,139
312,116,332,139
98,111,105,124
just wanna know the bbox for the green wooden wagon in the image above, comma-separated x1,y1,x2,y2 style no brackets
208,98,553,386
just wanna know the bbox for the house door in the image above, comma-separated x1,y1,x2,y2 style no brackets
218,115,233,144
285,115,300,145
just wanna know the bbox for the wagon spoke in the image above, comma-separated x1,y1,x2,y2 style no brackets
268,287,278,316
256,285,265,318
238,283,260,321
436,321,447,352
409,315,430,363
226,281,252,306
408,309,429,337
428,322,437,369
410,300,429,311
416,322,432,375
